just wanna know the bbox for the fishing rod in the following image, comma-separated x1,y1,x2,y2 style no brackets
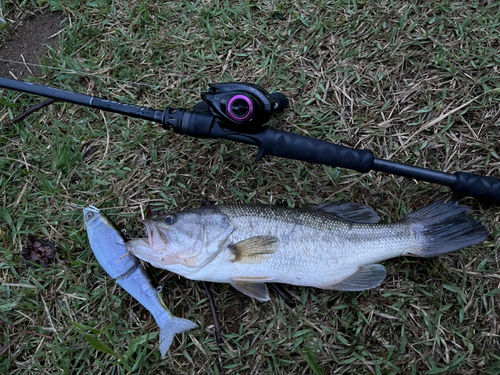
1,76,499,204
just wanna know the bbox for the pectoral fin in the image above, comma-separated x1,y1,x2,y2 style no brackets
229,236,278,263
328,264,386,291
230,276,274,301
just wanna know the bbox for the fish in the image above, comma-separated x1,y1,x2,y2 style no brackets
83,206,198,358
126,199,489,301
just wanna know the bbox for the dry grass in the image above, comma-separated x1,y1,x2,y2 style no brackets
1,0,499,374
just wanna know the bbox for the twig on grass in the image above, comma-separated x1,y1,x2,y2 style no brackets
0,335,21,356
8,98,56,124
0,318,53,339
202,281,224,345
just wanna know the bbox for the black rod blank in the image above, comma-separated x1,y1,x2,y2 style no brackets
373,159,458,187
0,77,165,123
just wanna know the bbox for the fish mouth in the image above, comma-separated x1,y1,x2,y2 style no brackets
142,220,169,250
131,219,202,267
126,238,158,262
127,236,180,267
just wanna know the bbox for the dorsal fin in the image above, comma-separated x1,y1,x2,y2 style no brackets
312,202,380,223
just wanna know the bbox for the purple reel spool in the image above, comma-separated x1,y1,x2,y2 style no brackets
227,94,254,122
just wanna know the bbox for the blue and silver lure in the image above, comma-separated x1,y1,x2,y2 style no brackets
83,206,198,358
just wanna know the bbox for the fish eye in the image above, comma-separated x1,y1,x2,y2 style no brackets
164,214,176,225
85,212,94,221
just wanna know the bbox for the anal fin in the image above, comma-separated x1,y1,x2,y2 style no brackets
328,264,386,291
230,276,273,301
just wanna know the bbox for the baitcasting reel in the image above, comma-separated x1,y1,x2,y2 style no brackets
197,82,288,128
162,82,288,137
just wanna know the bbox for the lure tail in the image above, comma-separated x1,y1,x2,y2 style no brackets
158,316,199,358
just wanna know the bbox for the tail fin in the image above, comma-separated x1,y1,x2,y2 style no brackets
158,316,198,358
402,198,489,257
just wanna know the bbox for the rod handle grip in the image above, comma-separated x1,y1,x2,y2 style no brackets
453,172,500,204
264,129,375,173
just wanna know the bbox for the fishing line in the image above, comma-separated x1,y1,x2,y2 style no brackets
0,58,202,93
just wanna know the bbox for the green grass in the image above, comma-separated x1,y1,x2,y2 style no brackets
1,0,500,374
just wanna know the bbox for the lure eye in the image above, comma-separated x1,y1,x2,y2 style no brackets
85,212,94,221
164,214,176,225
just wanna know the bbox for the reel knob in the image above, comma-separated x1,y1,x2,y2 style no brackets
270,92,288,111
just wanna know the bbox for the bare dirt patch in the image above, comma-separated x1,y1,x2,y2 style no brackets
0,12,64,79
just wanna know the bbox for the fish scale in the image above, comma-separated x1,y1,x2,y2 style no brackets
127,199,488,301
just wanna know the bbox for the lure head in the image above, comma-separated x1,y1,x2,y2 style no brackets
83,206,101,229
84,205,137,278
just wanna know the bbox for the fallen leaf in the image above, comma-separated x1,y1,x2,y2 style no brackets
21,235,55,268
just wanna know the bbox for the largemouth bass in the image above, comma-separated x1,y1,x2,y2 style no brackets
126,199,488,301
83,206,198,357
